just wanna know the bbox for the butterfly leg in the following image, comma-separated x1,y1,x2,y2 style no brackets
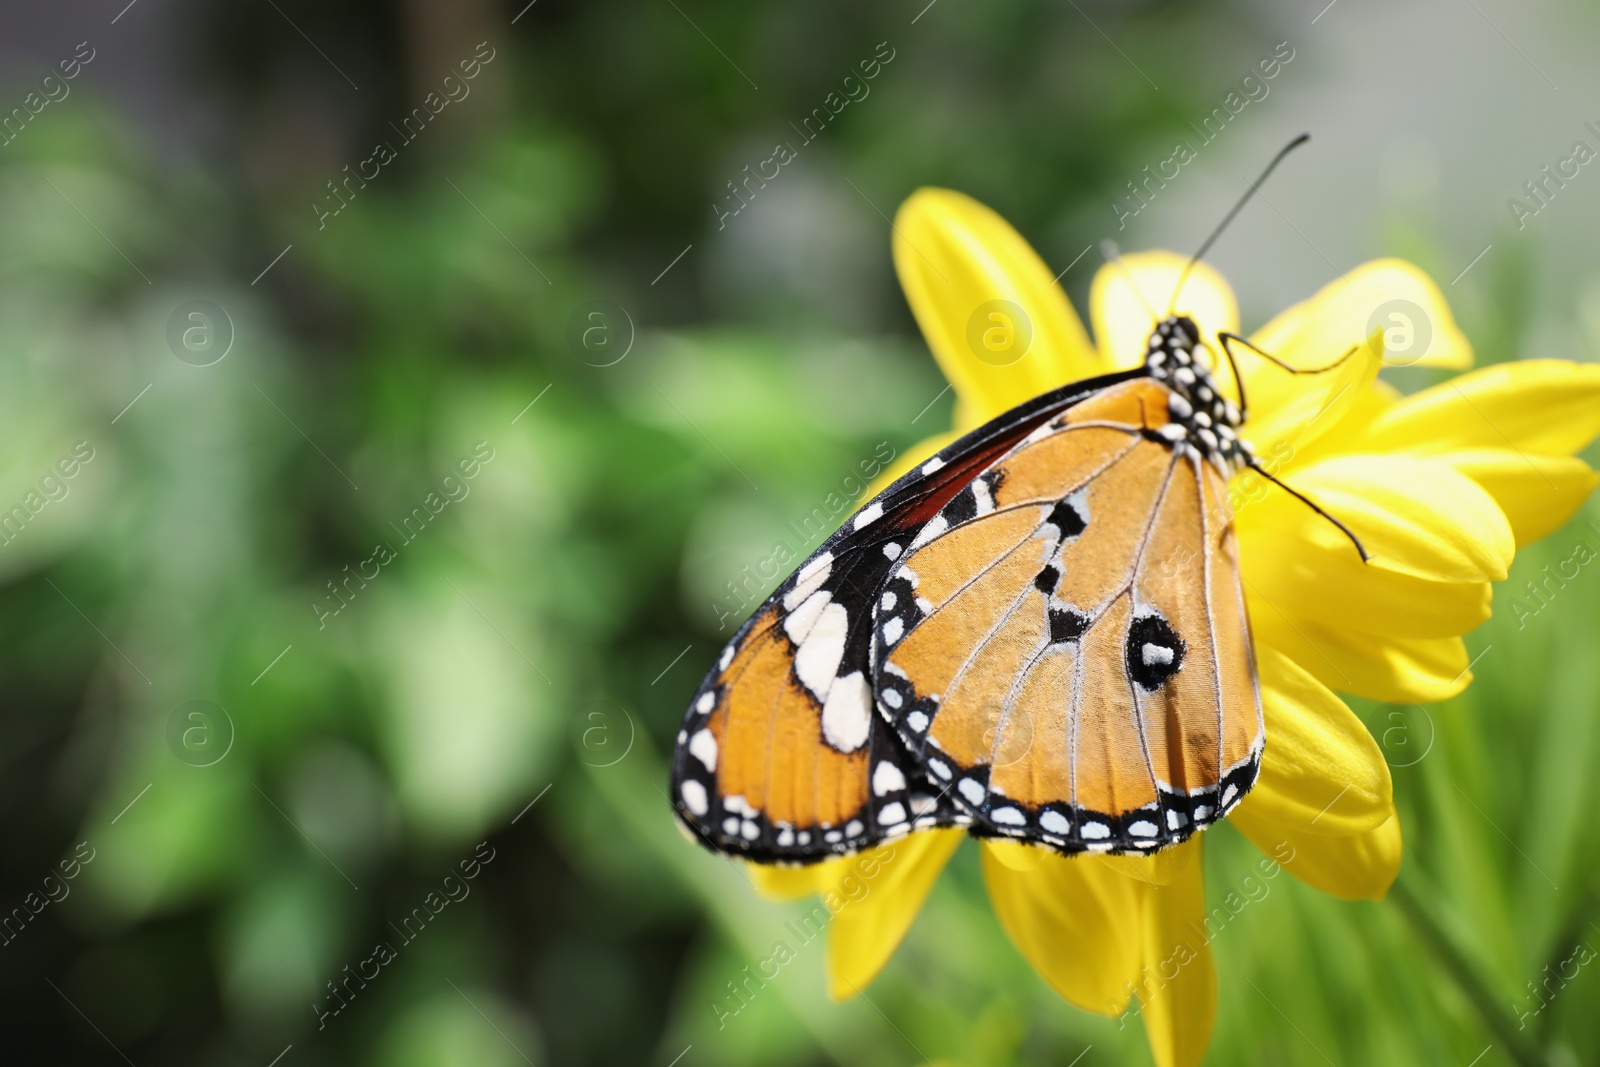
1211,336,1251,423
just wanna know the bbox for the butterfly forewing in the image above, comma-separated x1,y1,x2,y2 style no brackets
872,377,1263,856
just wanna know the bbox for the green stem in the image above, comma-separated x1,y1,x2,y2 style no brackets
1388,875,1547,1067
1534,885,1600,1045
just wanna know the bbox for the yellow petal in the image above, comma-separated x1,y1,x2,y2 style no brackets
1249,598,1472,703
1090,251,1238,374
1251,258,1473,373
1441,448,1600,547
1237,466,1496,639
985,839,1049,872
827,829,963,999
1104,842,1199,887
1238,327,1382,463
1356,359,1600,458
1243,454,1514,583
1232,807,1403,901
1136,839,1217,1067
1259,379,1401,481
1243,646,1392,835
982,843,1144,1015
894,189,1099,430
1238,496,1495,638
747,857,840,901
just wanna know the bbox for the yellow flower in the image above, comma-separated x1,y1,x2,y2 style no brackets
749,188,1600,1067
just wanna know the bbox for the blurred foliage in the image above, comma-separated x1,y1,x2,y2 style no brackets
0,1,1597,1066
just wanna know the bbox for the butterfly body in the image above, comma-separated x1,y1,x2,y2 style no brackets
1142,314,1252,478
671,316,1265,864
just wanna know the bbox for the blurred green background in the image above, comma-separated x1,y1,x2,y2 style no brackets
2,1,1600,1064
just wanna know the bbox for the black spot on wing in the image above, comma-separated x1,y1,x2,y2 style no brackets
1048,606,1090,644
943,484,979,525
1033,566,1060,595
1045,497,1087,539
1126,611,1185,691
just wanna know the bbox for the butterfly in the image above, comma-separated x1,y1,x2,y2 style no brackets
669,135,1367,864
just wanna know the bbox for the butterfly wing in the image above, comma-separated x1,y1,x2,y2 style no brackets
873,376,1262,855
670,368,1147,863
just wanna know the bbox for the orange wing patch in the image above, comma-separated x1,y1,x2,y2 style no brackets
874,378,1262,855
674,595,969,863
708,606,869,831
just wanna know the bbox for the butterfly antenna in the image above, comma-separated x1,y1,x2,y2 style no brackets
1251,460,1371,563
1167,133,1311,315
1100,239,1159,323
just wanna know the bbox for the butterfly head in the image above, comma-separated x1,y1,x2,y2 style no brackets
1144,315,1252,475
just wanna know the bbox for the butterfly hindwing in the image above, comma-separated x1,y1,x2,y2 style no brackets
872,377,1264,856
670,369,1149,863
672,583,964,864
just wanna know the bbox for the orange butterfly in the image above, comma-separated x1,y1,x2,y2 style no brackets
671,136,1365,863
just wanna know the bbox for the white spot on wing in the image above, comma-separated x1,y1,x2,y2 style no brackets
1080,821,1111,840
1142,642,1175,667
783,552,834,610
922,457,946,475
991,806,1025,826
1039,810,1070,835
872,761,907,796
680,780,709,816
957,778,986,806
972,478,995,515
853,503,884,530
911,513,948,548
878,801,907,825
821,671,872,752
696,691,715,714
687,728,718,771
784,590,832,645
882,616,904,645
795,600,849,698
